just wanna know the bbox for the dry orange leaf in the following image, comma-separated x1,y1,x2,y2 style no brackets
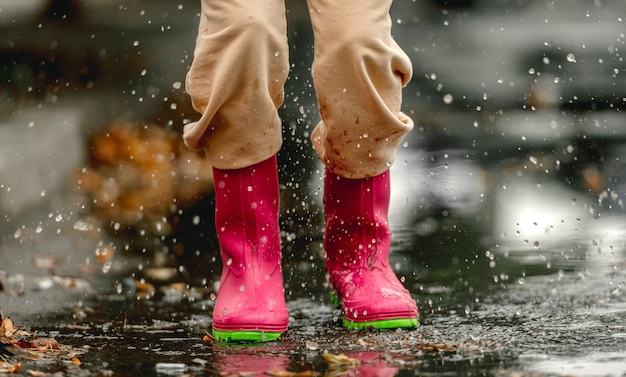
0,316,18,338
27,370,47,376
135,280,156,300
321,352,360,366
0,361,22,373
31,338,59,350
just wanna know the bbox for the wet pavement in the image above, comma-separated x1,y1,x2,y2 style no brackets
2,0,626,376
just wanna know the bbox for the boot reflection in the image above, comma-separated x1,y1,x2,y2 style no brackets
213,347,290,377
327,351,399,377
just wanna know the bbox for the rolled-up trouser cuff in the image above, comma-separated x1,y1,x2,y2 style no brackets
184,0,289,170
307,0,414,179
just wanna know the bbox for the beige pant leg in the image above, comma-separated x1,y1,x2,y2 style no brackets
307,0,414,179
184,0,289,170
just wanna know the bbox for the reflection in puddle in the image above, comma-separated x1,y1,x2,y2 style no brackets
521,352,626,377
490,173,593,269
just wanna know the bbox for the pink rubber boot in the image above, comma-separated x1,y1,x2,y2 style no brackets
323,169,419,330
211,156,288,342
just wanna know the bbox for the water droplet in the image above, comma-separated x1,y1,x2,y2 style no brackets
566,53,576,62
305,340,319,350
443,93,454,104
73,220,90,231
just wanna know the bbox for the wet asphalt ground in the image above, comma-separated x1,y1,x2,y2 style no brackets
2,0,626,376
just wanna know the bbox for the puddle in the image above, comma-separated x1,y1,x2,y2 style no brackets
2,0,626,376
520,352,626,377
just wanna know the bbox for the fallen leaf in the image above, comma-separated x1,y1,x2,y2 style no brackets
16,339,34,349
32,338,59,350
144,267,178,281
0,316,18,338
321,352,360,366
0,361,22,373
135,280,156,300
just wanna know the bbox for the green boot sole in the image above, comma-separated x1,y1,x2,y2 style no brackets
329,290,419,330
211,329,283,343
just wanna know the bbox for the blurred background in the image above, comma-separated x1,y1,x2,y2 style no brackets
1,0,626,375
2,0,624,283
2,0,626,322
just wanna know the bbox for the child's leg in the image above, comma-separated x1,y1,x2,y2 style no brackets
306,0,414,179
307,0,419,329
184,0,289,170
323,169,419,330
211,156,288,342
184,0,290,342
